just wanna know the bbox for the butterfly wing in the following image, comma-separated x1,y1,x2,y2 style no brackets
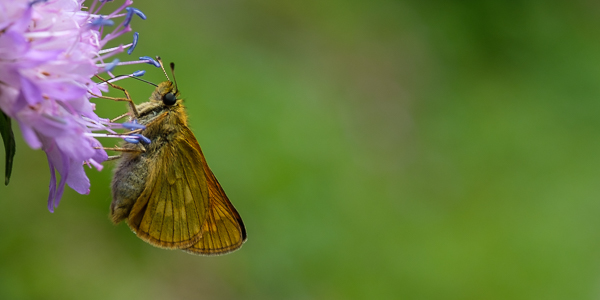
126,132,209,249
183,129,247,255
182,168,247,255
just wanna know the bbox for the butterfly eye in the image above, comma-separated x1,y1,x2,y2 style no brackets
163,92,177,106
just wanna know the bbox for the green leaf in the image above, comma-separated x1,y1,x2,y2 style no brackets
0,110,16,185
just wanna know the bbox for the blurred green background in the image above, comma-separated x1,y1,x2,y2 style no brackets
3,0,600,299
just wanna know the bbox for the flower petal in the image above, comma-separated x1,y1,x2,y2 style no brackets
66,160,90,195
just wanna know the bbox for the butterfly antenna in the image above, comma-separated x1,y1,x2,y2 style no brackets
98,74,158,87
170,62,179,93
155,56,170,81
129,76,158,87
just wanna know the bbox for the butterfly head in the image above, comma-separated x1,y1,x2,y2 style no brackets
151,81,180,106
150,57,180,107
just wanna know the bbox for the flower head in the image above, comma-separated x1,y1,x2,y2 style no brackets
0,0,154,212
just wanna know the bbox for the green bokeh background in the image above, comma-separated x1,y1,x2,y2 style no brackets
2,0,600,299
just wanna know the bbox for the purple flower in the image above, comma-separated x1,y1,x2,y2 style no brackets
0,0,154,212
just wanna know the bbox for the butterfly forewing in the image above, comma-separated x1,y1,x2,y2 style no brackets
184,145,247,255
167,127,246,255
126,134,209,249
183,196,246,255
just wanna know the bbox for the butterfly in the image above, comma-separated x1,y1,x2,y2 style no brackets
107,59,246,255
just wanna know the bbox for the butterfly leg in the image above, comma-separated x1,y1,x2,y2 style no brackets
111,112,131,123
107,155,122,161
90,75,140,117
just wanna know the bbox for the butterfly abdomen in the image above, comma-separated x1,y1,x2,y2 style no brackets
111,152,150,223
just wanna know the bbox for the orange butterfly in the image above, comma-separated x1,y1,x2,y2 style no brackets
108,59,246,255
